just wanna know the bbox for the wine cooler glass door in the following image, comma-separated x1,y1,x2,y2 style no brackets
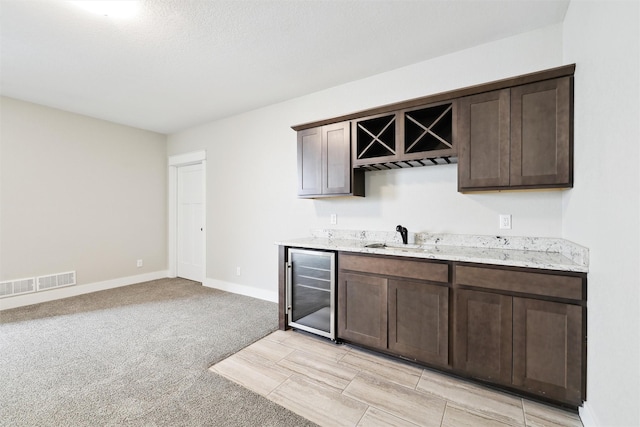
287,249,335,340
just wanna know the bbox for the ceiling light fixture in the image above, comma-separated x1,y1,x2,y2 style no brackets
70,1,139,19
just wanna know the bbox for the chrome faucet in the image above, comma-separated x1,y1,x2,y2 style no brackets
396,225,408,245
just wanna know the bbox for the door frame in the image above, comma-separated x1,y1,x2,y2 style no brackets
168,150,207,280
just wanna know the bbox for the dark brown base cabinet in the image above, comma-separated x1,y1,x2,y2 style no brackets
278,247,587,408
337,253,450,367
454,264,586,406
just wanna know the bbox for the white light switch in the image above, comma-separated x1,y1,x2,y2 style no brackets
330,214,337,225
136,259,143,267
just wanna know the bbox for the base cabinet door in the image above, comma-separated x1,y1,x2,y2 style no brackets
389,279,449,366
454,289,512,384
338,272,387,350
512,298,584,405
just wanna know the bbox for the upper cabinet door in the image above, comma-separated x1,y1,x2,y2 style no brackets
457,89,510,191
297,122,363,198
322,122,351,195
297,127,323,196
510,77,573,188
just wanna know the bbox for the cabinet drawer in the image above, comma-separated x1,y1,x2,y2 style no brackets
455,265,584,301
339,253,449,284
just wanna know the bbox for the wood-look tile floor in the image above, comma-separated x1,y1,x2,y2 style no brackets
210,330,583,427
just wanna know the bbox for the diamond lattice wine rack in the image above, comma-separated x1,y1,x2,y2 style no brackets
352,101,456,171
405,103,453,154
355,113,398,162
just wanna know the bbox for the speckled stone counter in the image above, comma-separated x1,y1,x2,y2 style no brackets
276,229,589,273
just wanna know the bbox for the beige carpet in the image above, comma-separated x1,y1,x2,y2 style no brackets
0,278,317,426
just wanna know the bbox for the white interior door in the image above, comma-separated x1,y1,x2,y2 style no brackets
177,163,204,282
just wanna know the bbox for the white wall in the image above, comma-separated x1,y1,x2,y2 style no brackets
167,24,566,298
562,1,640,426
0,97,168,307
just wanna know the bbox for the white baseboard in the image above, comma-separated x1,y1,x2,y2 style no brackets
0,270,169,311
579,402,599,427
203,278,277,303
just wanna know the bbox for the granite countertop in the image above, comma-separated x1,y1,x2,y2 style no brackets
276,229,589,273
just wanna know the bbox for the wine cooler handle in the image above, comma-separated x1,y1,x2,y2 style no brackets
286,262,292,314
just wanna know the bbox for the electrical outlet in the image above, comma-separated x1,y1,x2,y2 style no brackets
236,267,241,276
330,214,337,225
136,259,143,268
499,214,512,230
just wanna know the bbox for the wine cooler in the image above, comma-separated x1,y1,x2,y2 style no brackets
286,248,336,340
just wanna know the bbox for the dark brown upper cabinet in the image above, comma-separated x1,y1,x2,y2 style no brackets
458,76,573,192
352,100,456,170
292,64,575,193
297,122,364,198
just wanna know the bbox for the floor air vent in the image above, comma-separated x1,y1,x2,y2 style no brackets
37,271,76,291
0,278,36,298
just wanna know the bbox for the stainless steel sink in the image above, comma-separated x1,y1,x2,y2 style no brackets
364,243,422,250
364,243,387,249
385,243,422,249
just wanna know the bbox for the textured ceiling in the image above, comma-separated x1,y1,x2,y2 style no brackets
0,0,569,134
